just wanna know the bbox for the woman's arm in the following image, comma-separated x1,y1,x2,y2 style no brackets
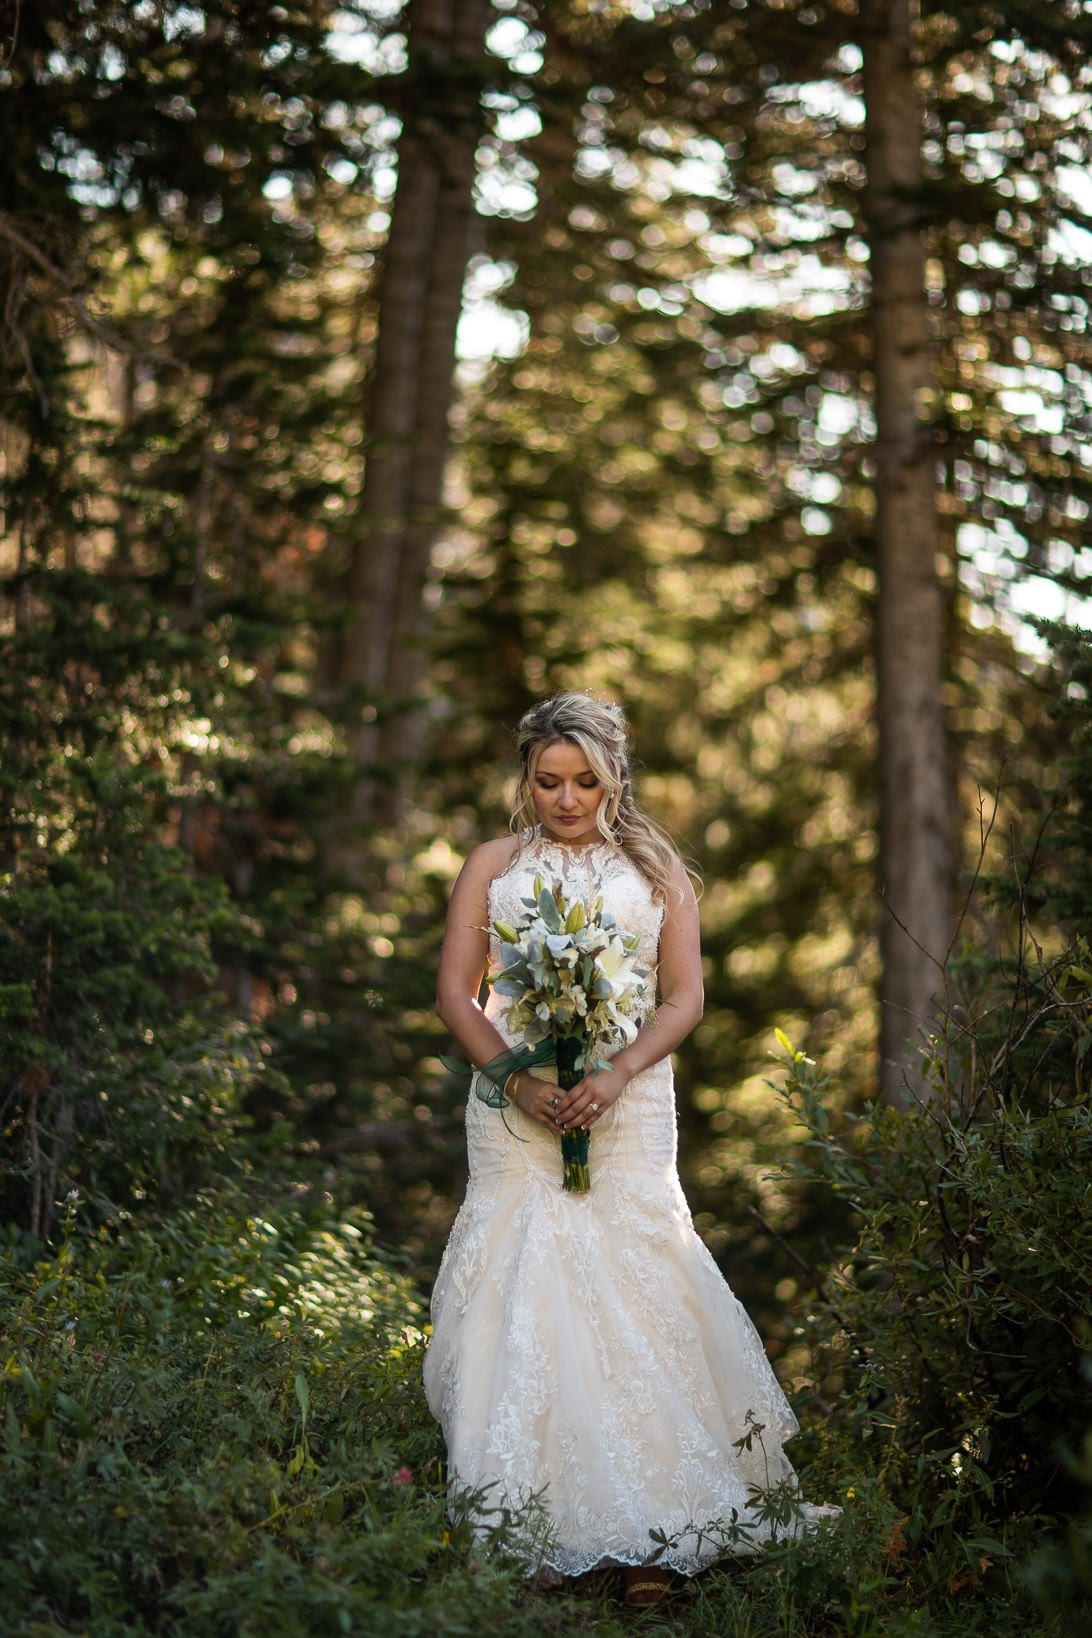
556,854,703,1130
436,838,564,1132
435,838,515,1066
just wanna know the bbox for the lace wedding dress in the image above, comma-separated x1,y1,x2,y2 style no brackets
424,831,837,1577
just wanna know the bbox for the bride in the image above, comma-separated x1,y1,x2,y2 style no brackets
424,693,837,1604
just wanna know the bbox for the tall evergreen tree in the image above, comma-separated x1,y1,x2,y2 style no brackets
0,0,392,1230
325,0,496,853
862,0,956,1103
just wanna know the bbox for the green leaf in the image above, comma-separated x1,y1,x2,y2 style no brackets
537,888,561,932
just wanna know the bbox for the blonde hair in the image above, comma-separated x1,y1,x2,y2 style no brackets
509,693,685,902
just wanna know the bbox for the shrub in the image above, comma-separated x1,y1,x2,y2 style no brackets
0,800,259,1236
0,1193,556,1637
767,628,1092,1627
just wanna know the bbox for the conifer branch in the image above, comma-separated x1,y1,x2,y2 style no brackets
0,211,186,395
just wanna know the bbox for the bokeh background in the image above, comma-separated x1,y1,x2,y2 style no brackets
2,4,1090,1633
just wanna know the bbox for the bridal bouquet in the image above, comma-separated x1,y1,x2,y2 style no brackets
488,875,646,1192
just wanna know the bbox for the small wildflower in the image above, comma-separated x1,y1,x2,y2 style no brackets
391,1465,414,1486
773,1028,813,1065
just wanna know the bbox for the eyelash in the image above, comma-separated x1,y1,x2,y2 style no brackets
537,779,598,790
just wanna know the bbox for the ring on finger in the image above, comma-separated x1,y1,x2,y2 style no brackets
590,1101,600,1112
549,1095,559,1109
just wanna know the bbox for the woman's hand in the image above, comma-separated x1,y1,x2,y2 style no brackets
554,1062,629,1131
509,1072,569,1132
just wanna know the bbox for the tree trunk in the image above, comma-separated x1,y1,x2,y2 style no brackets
861,0,956,1106
330,0,492,850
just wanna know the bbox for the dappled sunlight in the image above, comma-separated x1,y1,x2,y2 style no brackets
2,0,1089,1626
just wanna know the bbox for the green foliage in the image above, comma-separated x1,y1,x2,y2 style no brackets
0,1194,547,1638
783,1039,1091,1503
2,1191,1074,1638
771,933,1091,1624
0,826,256,1228
745,625,1092,1628
1023,622,1092,936
1,5,1090,1631
0,547,282,1235
1021,1404,1092,1618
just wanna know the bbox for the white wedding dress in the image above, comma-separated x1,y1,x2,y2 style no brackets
424,832,837,1577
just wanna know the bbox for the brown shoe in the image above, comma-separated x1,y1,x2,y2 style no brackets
623,1565,671,1607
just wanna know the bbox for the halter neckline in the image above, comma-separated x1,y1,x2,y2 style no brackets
529,825,618,858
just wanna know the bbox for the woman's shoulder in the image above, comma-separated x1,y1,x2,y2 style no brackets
457,834,522,885
446,835,521,919
663,849,697,893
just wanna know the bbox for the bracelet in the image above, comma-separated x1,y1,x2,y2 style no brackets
503,1069,523,1104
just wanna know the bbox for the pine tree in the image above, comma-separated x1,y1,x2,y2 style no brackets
862,0,956,1102
325,0,496,853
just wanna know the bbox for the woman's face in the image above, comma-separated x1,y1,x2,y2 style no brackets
531,739,603,846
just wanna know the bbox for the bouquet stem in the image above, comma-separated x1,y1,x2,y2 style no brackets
556,1034,590,1193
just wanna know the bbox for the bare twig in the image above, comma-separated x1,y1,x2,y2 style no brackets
0,211,186,393
945,778,1002,969
746,1202,850,1330
877,892,948,981
0,0,21,70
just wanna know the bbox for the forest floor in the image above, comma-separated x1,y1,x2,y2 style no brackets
1,1188,1082,1638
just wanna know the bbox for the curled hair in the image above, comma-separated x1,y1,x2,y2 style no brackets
509,693,684,902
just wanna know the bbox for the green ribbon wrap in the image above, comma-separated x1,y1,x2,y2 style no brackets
554,1034,590,1193
440,1038,558,1108
441,1034,593,1193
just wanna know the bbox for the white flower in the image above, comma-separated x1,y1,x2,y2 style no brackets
610,1009,639,1045
594,936,635,996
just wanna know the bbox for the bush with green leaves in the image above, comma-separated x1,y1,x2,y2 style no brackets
0,675,261,1236
2,1190,1057,1638
779,1025,1090,1528
10,1194,1087,1638
768,628,1092,1628
0,1193,563,1638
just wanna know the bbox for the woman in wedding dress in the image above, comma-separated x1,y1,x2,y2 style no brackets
424,694,836,1604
